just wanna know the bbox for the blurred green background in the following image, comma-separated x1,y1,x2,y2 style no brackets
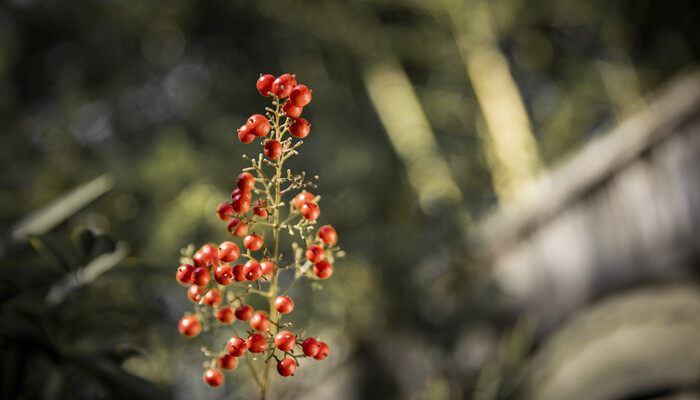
0,0,698,399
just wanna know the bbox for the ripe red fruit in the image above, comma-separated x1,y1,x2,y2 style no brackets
305,245,325,263
203,288,222,307
217,202,234,221
290,84,312,107
199,244,219,265
231,188,252,201
243,260,262,281
216,307,235,324
277,358,297,377
227,218,248,237
227,337,247,357
192,251,206,268
253,200,268,217
218,354,238,370
273,296,294,314
301,202,320,220
264,140,283,159
232,264,246,282
178,315,201,337
314,342,329,360
237,172,256,192
214,264,234,285
234,305,253,321
250,311,270,332
302,338,320,357
282,102,303,119
193,266,211,286
238,124,255,143
257,74,275,96
188,285,206,303
261,260,275,276
289,118,310,138
247,114,270,137
232,192,251,214
218,241,240,262
246,333,267,353
271,74,296,98
275,331,296,351
318,225,338,245
176,264,195,285
294,192,315,209
313,260,333,279
243,234,263,251
203,368,224,387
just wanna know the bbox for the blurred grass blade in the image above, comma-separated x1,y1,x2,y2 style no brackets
46,241,129,306
11,174,115,240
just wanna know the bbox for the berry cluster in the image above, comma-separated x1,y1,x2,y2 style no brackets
175,74,342,395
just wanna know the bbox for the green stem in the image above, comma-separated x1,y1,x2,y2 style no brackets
260,97,285,400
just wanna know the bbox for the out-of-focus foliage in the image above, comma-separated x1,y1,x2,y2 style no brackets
0,225,168,399
0,0,697,398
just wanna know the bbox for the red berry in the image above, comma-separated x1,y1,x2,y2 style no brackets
253,200,268,217
193,266,210,286
214,264,234,285
314,342,329,360
178,315,201,337
277,358,297,377
203,368,224,387
305,245,325,263
227,219,248,237
282,102,303,119
243,234,263,251
318,225,338,245
218,241,240,263
237,172,256,192
199,243,219,264
271,74,296,98
227,337,247,357
232,192,251,214
187,285,206,303
246,333,267,353
264,140,283,159
238,124,255,143
176,264,195,285
231,188,252,201
218,354,238,370
234,305,253,321
192,251,206,268
243,260,262,281
290,84,312,107
247,114,270,137
232,264,246,282
261,260,275,276
217,202,234,221
313,260,333,279
289,118,310,138
294,191,315,209
257,74,275,96
273,296,294,314
301,202,320,220
250,311,270,332
302,338,320,357
216,307,235,324
275,331,296,352
203,288,221,307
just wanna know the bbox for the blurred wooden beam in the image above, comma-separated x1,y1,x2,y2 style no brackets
443,0,544,202
255,1,470,218
362,60,465,212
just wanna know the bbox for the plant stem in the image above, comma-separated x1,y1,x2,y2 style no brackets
260,98,285,400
